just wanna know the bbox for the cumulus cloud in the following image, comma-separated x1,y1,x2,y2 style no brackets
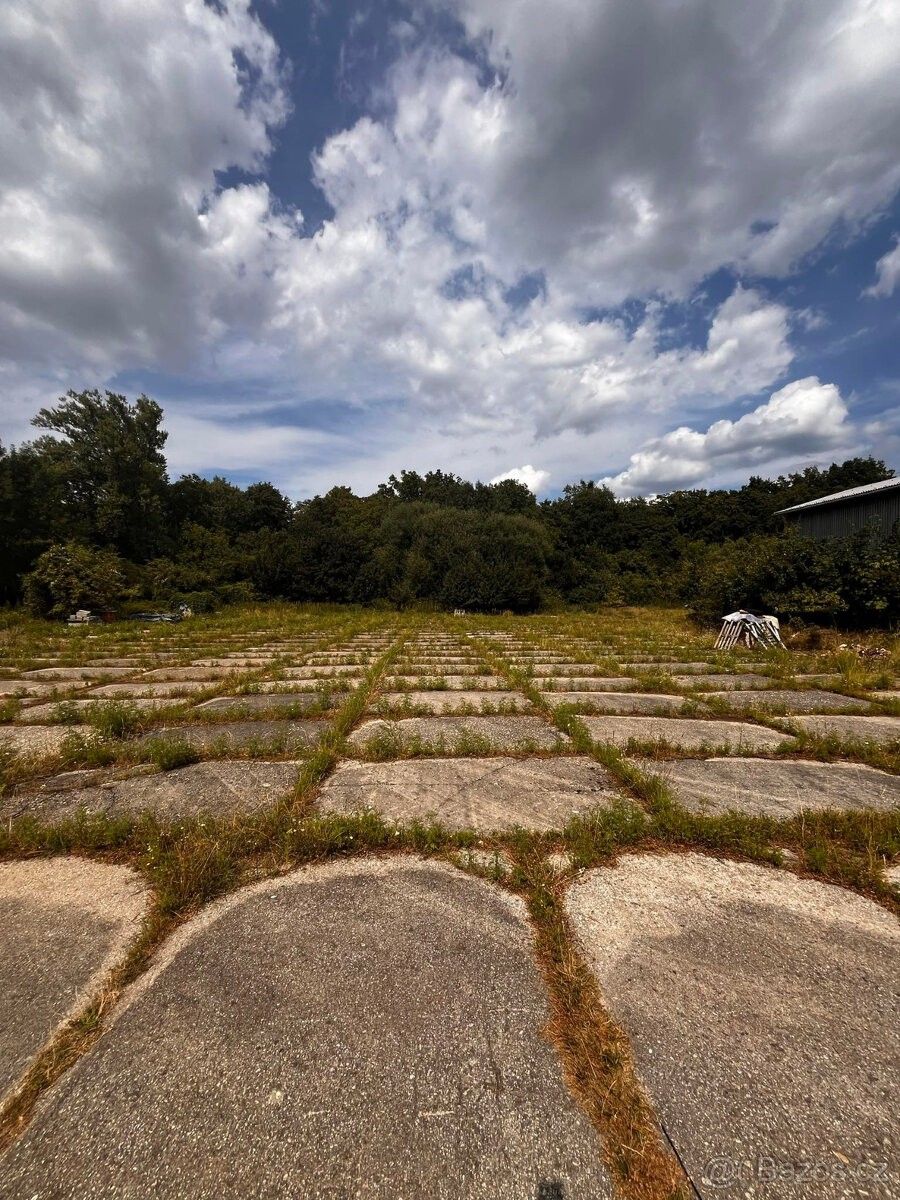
444,0,900,297
0,0,897,485
600,378,854,496
0,0,291,380
490,464,550,493
865,239,900,298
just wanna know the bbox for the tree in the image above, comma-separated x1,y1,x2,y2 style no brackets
32,390,169,560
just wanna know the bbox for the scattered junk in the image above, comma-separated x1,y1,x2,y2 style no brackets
67,608,102,625
714,609,785,650
67,608,116,625
131,603,193,624
839,642,890,660
68,603,192,626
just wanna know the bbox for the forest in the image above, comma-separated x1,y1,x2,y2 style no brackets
1,390,898,626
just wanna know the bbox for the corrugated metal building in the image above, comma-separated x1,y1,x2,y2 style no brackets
777,476,900,540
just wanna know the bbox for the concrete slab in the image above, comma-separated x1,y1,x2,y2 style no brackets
1,760,300,822
0,681,71,696
706,688,871,713
779,714,900,744
535,677,637,691
392,662,484,675
87,681,211,697
374,690,532,714
22,667,136,680
0,724,95,758
140,666,242,681
85,658,146,667
642,757,900,817
139,720,327,753
318,756,628,830
0,858,147,1100
542,692,689,713
191,658,273,668
17,698,179,722
193,693,331,715
674,672,774,689
621,661,714,673
526,664,613,676
382,675,505,690
2,858,612,1199
567,853,900,1198
580,715,790,752
282,665,364,677
348,716,570,752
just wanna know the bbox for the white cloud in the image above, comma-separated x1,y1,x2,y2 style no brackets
443,0,900,296
162,411,338,476
600,378,854,496
0,0,897,486
0,0,290,379
490,464,550,493
865,239,900,298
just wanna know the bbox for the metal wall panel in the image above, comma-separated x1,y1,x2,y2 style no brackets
785,493,900,540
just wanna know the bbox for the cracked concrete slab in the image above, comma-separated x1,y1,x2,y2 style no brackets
282,665,364,677
1,760,300,822
193,693,331,715
16,697,180,722
523,664,612,676
392,662,484,675
22,667,136,681
535,677,636,691
567,853,900,1199
139,720,326,753
382,675,505,689
580,715,790,752
0,857,148,1101
373,690,532,714
318,755,629,830
674,673,775,689
138,666,240,681
621,661,714,673
87,681,212,697
191,657,276,668
0,724,96,758
542,692,689,713
707,689,871,713
779,714,900,744
0,681,72,696
641,757,900,817
348,716,570,752
1,858,612,1199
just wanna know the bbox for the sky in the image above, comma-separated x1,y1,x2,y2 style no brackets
1,0,899,500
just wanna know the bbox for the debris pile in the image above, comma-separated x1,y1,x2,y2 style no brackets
838,643,890,659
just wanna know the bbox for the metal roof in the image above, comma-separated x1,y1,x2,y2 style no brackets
776,475,900,515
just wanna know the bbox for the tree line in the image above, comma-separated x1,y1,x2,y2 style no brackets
1,390,897,625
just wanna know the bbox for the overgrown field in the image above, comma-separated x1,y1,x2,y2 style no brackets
1,603,898,1199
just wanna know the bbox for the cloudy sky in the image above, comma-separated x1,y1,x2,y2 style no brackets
1,0,898,498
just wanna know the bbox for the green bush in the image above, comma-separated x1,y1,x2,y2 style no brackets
22,542,129,618
681,528,900,627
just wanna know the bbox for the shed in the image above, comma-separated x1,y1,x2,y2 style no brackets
776,476,900,540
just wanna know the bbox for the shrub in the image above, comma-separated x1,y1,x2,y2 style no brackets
681,528,900,628
22,542,129,618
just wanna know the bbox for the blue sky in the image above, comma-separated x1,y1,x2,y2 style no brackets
1,0,898,499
